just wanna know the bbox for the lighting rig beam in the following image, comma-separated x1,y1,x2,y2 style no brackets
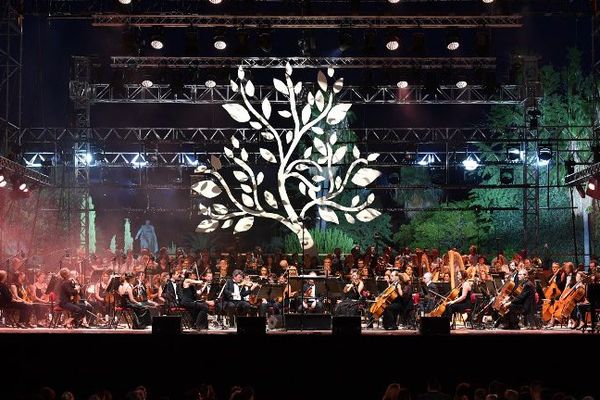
0,155,52,186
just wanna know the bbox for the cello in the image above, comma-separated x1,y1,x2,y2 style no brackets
369,282,400,319
426,286,460,317
541,266,563,322
492,271,519,316
551,274,590,324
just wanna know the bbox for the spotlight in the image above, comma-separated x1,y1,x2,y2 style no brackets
209,0,223,3
500,168,514,184
150,31,164,50
589,181,596,191
397,80,408,89
0,180,6,188
446,29,460,51
258,32,273,54
19,182,27,191
462,155,479,171
388,0,401,3
455,80,467,89
118,0,132,4
507,145,522,162
417,154,435,166
141,78,154,88
338,31,353,52
538,146,552,166
205,74,217,88
386,33,400,51
0,173,6,188
213,35,227,50
482,0,494,3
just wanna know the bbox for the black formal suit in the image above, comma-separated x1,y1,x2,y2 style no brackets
507,279,535,328
221,279,252,319
420,282,438,314
162,279,183,307
58,279,87,323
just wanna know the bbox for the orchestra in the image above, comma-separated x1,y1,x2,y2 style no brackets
0,243,599,333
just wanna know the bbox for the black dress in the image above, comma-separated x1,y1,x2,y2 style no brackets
121,284,152,329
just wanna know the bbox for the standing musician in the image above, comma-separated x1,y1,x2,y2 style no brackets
501,269,535,329
382,270,409,330
57,267,88,328
334,269,364,316
442,274,472,319
299,272,324,313
222,269,258,322
180,271,209,330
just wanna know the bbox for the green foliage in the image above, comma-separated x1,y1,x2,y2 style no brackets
123,218,133,253
109,235,116,253
284,227,355,254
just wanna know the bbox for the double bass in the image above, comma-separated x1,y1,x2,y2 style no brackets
369,282,400,319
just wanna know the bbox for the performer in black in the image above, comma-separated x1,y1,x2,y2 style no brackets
382,271,409,330
502,269,535,329
298,272,324,313
57,268,88,328
118,272,152,329
419,272,438,315
162,270,182,310
0,270,33,328
222,269,258,323
180,271,209,330
334,269,363,316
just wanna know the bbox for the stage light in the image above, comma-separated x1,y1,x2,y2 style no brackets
131,154,148,168
456,80,467,89
258,32,273,53
507,145,522,162
0,180,6,188
462,155,479,171
386,33,400,51
141,78,153,88
388,0,401,3
209,0,223,3
205,75,217,88
214,35,227,50
338,31,353,52
0,173,6,188
586,178,600,199
19,182,27,191
482,0,494,3
185,155,199,167
397,80,408,89
446,29,460,51
417,154,435,166
118,0,132,4
588,181,595,191
500,168,514,184
150,33,164,50
538,146,552,166
85,153,93,163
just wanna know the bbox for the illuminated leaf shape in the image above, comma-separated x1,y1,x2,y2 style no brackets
317,71,327,92
308,189,317,200
335,176,342,189
260,148,277,163
294,81,302,95
264,190,278,209
311,127,324,135
237,67,244,80
223,103,251,123
327,67,335,78
224,147,234,158
213,203,228,214
367,153,380,162
326,103,352,125
329,132,338,146
351,195,360,207
302,104,311,124
240,183,252,193
356,208,381,222
261,131,275,141
231,80,238,92
299,182,307,195
198,203,209,215
250,121,262,130
312,175,326,183
367,193,375,204
257,172,264,185
241,193,254,208
315,91,324,112
286,62,293,76
231,137,240,149
296,164,309,171
241,148,248,161
210,155,222,170
351,168,381,187
273,78,289,95
221,219,233,229
353,145,360,159
344,213,356,224
193,180,222,198
307,92,315,106
245,80,255,97
317,156,328,165
313,137,327,156
262,98,271,120
332,146,347,164
195,165,207,173
319,207,339,224
278,110,292,118
196,219,219,233
333,78,344,94
233,170,249,182
234,216,254,234
303,147,312,158
286,130,293,144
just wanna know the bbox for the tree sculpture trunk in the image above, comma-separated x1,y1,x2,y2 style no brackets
290,223,316,259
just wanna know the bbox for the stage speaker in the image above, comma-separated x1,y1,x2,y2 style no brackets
419,317,450,335
152,316,181,335
236,316,266,335
284,314,331,330
267,315,283,330
332,316,361,335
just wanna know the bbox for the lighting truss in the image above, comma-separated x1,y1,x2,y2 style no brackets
0,155,52,186
88,14,522,29
564,162,600,186
110,56,497,70
88,83,524,105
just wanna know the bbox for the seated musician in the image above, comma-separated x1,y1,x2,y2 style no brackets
475,257,492,281
334,269,364,316
382,270,409,330
180,271,209,330
57,268,88,328
134,272,159,316
443,275,472,319
501,269,535,329
298,272,324,313
118,272,152,329
222,269,258,323
12,271,44,327
30,271,50,326
419,272,438,315
0,270,33,328
91,270,112,318
548,270,587,329
258,266,270,282
557,262,576,292
216,258,230,284
162,270,183,309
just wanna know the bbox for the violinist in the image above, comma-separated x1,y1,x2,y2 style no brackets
382,270,407,330
222,269,258,322
501,269,535,330
334,269,363,316
118,272,152,329
0,270,33,328
299,272,323,313
442,274,472,319
57,268,88,328
180,271,209,330
162,270,182,309
216,258,230,284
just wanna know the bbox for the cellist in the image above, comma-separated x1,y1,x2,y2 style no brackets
500,269,535,329
382,270,408,330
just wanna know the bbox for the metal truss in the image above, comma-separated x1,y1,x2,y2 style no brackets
88,14,522,29
88,83,524,105
110,56,497,70
0,155,51,186
565,162,600,186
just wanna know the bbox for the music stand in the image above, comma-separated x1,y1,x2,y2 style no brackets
255,285,271,301
104,275,122,329
269,285,284,302
325,278,344,299
363,279,378,298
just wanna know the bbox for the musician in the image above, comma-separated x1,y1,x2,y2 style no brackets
331,248,343,276
198,270,219,304
0,270,33,328
334,269,363,316
118,272,152,329
57,267,87,328
222,269,258,321
7,251,26,285
92,270,112,317
180,271,209,330
162,270,183,309
443,275,472,319
299,272,323,313
323,256,335,277
134,272,159,316
475,257,492,281
30,271,49,304
216,258,230,283
258,266,270,282
419,272,438,315
382,270,408,330
557,262,576,292
467,245,479,267
502,269,535,329
548,270,587,329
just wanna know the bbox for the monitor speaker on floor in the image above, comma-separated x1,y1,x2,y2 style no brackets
152,316,182,335
236,316,266,335
419,316,450,335
332,316,361,335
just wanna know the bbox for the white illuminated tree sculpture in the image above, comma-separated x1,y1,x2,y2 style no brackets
193,63,382,256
